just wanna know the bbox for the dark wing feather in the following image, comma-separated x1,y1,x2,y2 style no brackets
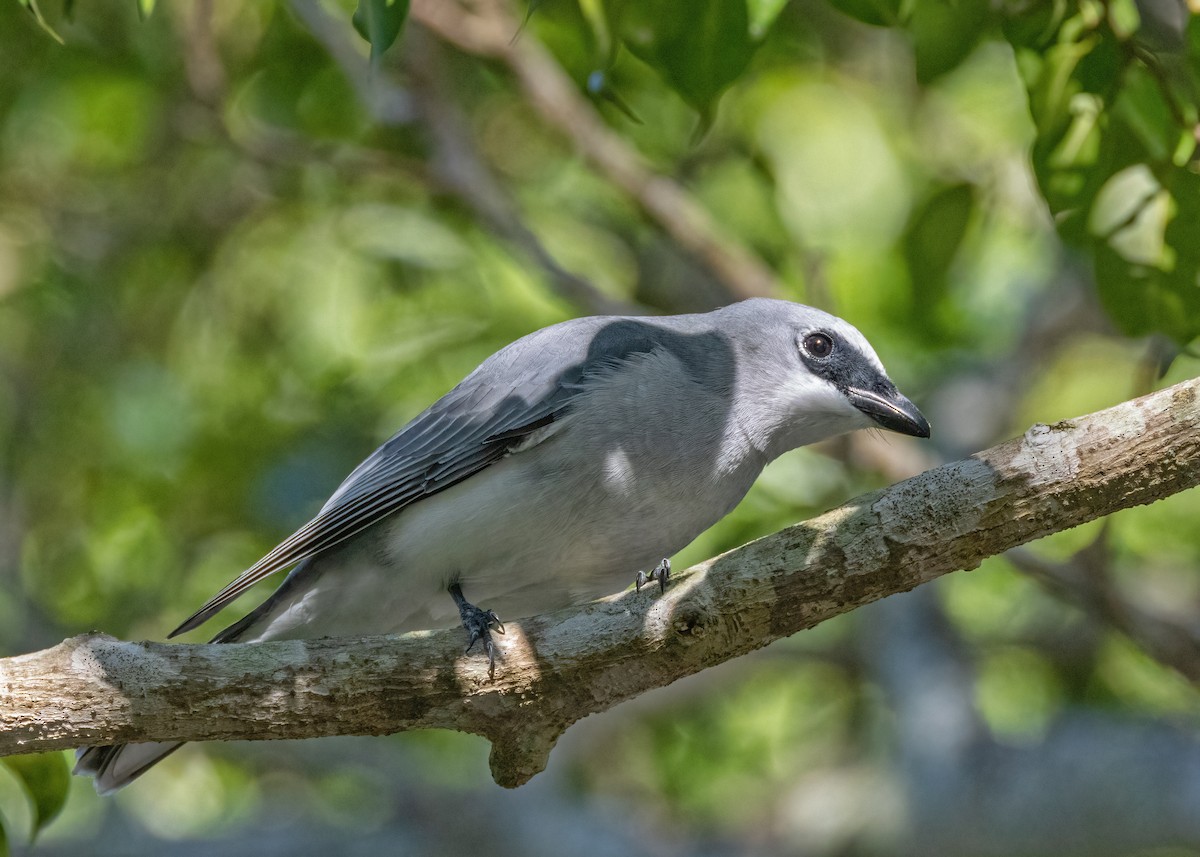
168,357,583,638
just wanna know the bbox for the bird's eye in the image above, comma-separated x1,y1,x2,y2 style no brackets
802,332,834,359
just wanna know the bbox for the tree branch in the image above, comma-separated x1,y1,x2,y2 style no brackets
2,378,1198,787
1008,532,1200,684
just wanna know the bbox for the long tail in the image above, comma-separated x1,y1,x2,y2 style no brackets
74,742,185,795
74,573,290,793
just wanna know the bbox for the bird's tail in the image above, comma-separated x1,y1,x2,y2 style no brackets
74,575,288,793
73,742,184,795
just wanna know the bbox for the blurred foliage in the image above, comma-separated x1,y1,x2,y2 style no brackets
1008,0,1200,342
1,0,1200,853
536,0,1200,341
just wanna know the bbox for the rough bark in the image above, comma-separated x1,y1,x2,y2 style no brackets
1,378,1198,787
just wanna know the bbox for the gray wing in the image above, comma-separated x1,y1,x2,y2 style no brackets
170,314,628,633
168,311,727,638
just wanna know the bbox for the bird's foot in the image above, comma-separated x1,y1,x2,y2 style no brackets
449,583,504,679
635,558,671,595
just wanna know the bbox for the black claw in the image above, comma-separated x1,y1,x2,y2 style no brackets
635,558,671,595
449,583,503,679
653,558,670,593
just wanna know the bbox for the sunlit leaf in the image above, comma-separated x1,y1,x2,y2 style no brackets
578,0,614,59
1106,0,1140,40
136,0,157,21
619,0,757,115
1017,23,1145,242
1,753,70,840
1009,1,1200,343
352,0,410,61
1019,35,1094,136
1088,164,1167,264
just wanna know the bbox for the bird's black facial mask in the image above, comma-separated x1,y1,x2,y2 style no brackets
799,330,931,439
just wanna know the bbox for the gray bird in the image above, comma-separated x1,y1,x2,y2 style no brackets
76,298,929,792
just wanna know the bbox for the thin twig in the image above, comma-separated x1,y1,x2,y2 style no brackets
403,29,639,315
288,0,628,315
410,0,782,301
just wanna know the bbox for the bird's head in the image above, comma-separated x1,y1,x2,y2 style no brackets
723,299,930,458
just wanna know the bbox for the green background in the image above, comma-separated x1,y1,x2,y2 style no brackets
2,0,1200,854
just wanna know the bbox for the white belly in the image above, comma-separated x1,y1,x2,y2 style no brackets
253,435,762,641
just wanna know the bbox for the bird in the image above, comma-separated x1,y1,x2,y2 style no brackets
75,297,930,793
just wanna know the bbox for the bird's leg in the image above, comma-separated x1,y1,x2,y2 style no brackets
448,582,505,679
635,558,671,595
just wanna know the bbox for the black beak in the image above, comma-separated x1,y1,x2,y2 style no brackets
846,387,931,438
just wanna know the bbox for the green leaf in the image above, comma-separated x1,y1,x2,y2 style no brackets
1112,65,1178,163
16,0,65,44
1189,11,1200,80
1158,169,1200,343
1093,170,1200,344
352,0,411,62
901,183,974,342
1074,32,1122,94
136,0,157,20
1,753,71,841
1001,0,1067,50
1106,0,1140,41
1016,19,1147,243
747,0,791,37
578,0,615,58
0,810,8,857
1019,35,1095,136
619,0,757,115
824,0,904,28
1093,246,1200,344
903,183,974,310
910,0,995,83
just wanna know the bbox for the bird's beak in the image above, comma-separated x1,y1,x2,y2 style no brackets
845,387,931,438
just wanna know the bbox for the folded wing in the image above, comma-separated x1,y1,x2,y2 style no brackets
169,352,581,637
